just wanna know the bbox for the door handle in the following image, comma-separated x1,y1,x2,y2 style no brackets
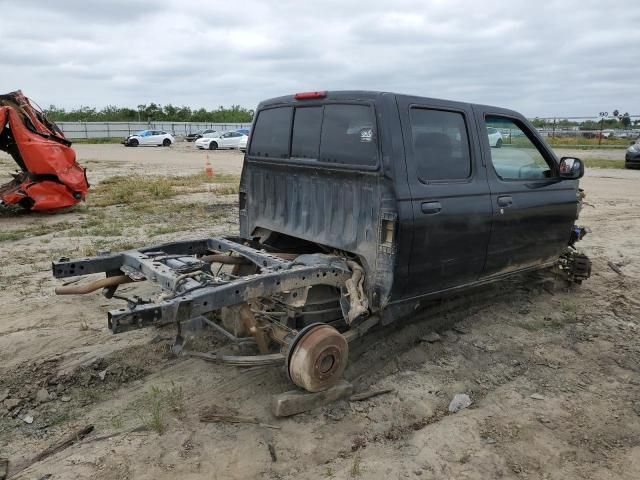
497,195,513,207
421,201,442,214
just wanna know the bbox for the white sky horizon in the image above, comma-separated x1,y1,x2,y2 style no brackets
1,0,638,118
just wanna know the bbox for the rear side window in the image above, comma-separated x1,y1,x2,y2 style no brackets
291,107,322,159
319,104,377,166
409,108,471,181
249,107,292,158
250,103,378,167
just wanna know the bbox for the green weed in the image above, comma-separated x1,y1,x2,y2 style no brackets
583,158,625,169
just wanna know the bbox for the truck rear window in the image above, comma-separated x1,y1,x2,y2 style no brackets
319,104,377,166
249,107,292,158
250,103,378,167
291,107,322,159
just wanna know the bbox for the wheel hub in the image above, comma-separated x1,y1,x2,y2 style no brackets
287,323,348,392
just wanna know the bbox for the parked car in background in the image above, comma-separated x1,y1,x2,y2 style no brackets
238,134,248,153
195,131,247,150
122,130,174,147
625,140,640,169
487,127,503,147
602,129,614,138
185,129,217,142
236,128,250,136
194,131,222,149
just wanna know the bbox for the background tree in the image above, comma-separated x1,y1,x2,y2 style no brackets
531,117,546,128
44,103,253,123
621,112,631,129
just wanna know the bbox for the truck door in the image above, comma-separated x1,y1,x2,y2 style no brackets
475,109,578,276
397,98,493,295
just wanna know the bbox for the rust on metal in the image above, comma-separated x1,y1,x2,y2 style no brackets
287,324,348,392
201,252,299,265
54,275,135,295
239,303,271,354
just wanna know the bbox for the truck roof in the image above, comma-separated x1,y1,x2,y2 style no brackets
257,90,521,118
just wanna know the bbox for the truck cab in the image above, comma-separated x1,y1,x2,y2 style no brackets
240,91,587,321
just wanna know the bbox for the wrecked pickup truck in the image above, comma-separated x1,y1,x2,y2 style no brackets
52,91,591,392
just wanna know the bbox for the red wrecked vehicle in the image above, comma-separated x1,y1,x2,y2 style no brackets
0,90,88,211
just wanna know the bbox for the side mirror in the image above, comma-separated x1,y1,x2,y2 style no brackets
559,157,584,180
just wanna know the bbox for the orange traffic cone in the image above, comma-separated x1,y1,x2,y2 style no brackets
205,156,214,177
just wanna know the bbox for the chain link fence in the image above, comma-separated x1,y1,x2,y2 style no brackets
56,121,252,140
56,116,640,147
530,114,640,148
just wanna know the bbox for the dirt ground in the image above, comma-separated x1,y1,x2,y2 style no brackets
0,144,639,480
72,143,247,181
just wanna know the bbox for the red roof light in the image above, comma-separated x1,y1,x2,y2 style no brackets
294,91,327,100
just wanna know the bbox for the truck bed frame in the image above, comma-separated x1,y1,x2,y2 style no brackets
53,236,356,332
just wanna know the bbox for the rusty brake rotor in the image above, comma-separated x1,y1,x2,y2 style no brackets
287,323,348,393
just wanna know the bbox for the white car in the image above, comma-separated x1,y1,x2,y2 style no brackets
194,131,221,149
487,127,503,148
123,130,174,147
195,131,247,150
238,135,248,153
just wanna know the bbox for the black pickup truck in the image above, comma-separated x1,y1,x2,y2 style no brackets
52,90,591,392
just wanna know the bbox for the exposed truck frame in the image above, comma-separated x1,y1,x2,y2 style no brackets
53,236,374,392
52,90,591,392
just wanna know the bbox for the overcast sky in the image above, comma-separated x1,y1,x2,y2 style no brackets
1,0,638,117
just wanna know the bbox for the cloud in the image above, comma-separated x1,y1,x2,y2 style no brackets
0,0,638,116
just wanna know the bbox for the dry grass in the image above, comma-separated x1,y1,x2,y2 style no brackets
143,386,168,434
1,173,239,252
138,383,185,435
79,239,143,256
547,136,631,147
0,221,74,242
350,454,362,478
91,173,240,207
71,137,123,144
91,176,175,206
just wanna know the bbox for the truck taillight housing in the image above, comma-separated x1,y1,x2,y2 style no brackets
294,91,327,100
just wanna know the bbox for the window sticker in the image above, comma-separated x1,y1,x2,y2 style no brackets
360,128,373,142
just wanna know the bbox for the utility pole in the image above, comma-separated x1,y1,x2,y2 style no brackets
598,112,607,146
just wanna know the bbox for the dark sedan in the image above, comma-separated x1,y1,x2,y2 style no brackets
625,141,640,169
185,129,216,142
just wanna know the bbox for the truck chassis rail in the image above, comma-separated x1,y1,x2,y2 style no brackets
52,236,371,392
53,236,353,333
